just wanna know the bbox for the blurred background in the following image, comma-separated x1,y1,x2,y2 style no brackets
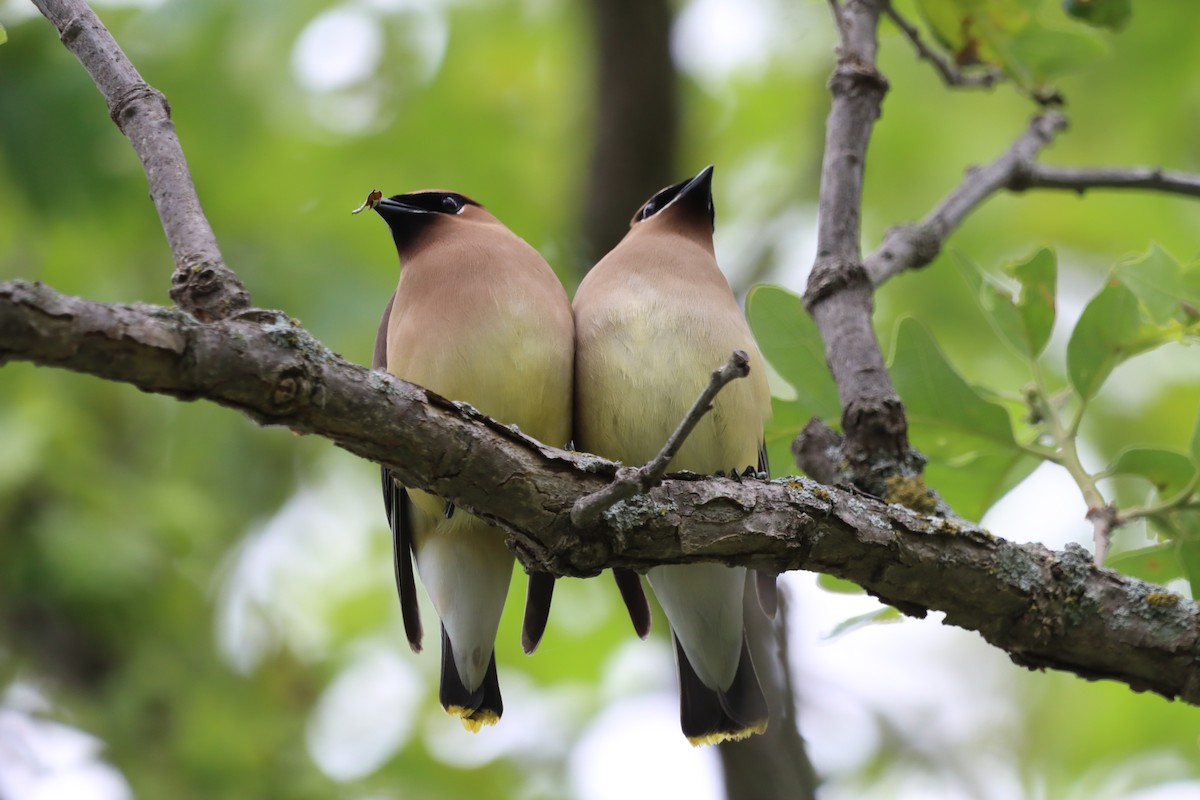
2,0,1200,797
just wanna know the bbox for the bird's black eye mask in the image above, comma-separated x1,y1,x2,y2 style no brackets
352,189,480,217
392,192,478,216
637,181,687,221
634,166,717,229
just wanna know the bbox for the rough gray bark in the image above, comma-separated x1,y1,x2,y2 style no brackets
4,278,1200,707
804,0,918,494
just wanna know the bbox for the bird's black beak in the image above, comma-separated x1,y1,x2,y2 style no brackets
679,164,714,202
373,196,430,222
676,165,715,228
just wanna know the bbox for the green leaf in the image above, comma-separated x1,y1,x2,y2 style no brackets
763,397,811,478
913,0,1037,68
824,605,902,640
1010,248,1057,356
954,249,1056,359
1191,407,1200,464
1183,258,1200,315
1114,245,1191,325
891,317,1017,447
1003,15,1108,87
1107,543,1184,585
914,0,1107,89
890,317,1037,518
925,450,1040,521
1181,541,1200,595
817,573,866,595
0,23,7,46
1063,0,1132,31
1066,280,1142,399
746,285,841,421
1107,447,1196,497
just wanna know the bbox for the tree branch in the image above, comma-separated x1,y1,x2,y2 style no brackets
4,278,1200,706
882,3,1003,89
32,0,249,321
864,112,1068,285
805,0,917,492
1009,163,1200,198
863,112,1200,287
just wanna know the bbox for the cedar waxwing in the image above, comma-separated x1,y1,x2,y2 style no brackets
364,188,574,730
573,166,773,745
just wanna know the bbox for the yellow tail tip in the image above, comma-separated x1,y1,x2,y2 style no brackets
446,706,501,733
686,719,768,747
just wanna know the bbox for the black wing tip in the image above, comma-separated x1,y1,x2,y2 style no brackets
522,573,556,655
613,568,652,638
383,469,424,649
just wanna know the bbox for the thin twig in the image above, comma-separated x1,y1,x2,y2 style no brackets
32,0,248,321
570,350,752,527
864,112,1068,285
1010,164,1200,198
883,3,1002,89
865,113,1200,286
1088,505,1119,566
1115,471,1200,526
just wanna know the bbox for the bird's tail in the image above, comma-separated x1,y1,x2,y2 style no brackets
439,625,503,732
675,634,768,746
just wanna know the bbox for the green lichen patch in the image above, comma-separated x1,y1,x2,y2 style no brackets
884,474,939,514
1145,591,1181,607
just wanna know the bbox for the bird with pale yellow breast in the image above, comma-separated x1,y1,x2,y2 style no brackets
361,188,573,730
573,165,773,745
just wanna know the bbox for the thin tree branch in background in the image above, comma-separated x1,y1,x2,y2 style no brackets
863,112,1200,287
883,3,1003,89
571,350,751,527
804,0,918,494
864,112,1068,285
580,0,678,269
1009,164,1200,198
32,0,248,321
719,580,819,800
4,278,1200,707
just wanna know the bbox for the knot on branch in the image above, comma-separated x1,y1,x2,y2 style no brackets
841,395,922,495
804,257,871,310
270,364,312,410
58,12,88,45
874,223,943,275
169,262,251,322
1007,160,1036,193
792,418,844,485
829,59,890,102
108,84,170,131
906,223,943,266
1031,111,1069,140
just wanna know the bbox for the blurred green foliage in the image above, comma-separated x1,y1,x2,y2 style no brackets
3,0,1200,798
